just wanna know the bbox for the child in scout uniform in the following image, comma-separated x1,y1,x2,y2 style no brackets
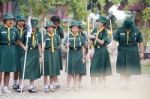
51,16,64,89
13,14,27,90
0,13,20,94
64,20,86,90
113,17,144,88
43,21,61,93
78,22,88,87
90,16,112,89
18,18,41,93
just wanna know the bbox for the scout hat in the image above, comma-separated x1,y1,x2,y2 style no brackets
123,17,134,29
69,20,80,28
3,12,15,20
45,21,55,28
16,14,25,21
31,18,39,28
96,16,108,24
79,22,85,30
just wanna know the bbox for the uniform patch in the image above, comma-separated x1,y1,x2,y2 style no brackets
1,31,7,34
69,37,74,40
120,33,125,36
46,38,50,40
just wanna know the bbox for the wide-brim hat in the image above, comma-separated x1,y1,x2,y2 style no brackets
31,18,39,28
3,12,15,20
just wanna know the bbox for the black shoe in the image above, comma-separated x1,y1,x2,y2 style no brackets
28,88,37,93
13,84,19,90
54,85,61,90
16,87,24,93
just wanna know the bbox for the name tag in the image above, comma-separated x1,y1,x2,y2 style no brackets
1,31,7,34
69,37,74,40
46,38,50,40
120,33,125,36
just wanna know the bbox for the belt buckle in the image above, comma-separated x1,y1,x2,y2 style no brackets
8,43,10,45
30,47,33,50
74,48,77,51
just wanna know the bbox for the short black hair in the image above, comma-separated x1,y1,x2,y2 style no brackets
50,16,60,23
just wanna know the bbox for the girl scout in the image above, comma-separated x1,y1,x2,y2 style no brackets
113,17,144,88
43,21,61,93
90,16,112,89
51,16,64,89
19,18,41,93
0,13,20,94
64,20,86,91
78,22,87,87
13,14,27,90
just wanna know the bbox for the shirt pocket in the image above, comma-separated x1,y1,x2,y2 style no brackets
119,33,126,43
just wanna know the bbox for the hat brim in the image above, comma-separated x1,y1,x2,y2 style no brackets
16,19,25,21
32,25,39,28
45,26,56,29
69,25,80,28
3,18,15,21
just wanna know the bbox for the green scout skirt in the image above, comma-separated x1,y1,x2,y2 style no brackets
20,48,41,80
67,49,86,75
0,45,17,72
116,45,141,75
90,46,112,77
15,45,24,71
57,49,63,70
44,49,60,76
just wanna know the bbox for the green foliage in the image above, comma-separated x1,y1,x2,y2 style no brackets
142,7,150,22
16,0,89,21
68,0,89,20
17,0,56,17
0,0,11,3
141,29,150,46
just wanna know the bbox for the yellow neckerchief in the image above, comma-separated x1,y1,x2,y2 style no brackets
4,24,13,44
31,31,36,48
17,26,24,38
126,30,130,45
94,27,105,45
71,32,78,49
48,32,55,52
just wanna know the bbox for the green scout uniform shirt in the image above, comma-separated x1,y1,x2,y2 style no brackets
21,30,41,48
114,26,143,45
92,28,110,46
0,25,20,44
44,32,61,50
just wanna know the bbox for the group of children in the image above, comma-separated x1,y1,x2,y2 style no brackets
0,12,144,94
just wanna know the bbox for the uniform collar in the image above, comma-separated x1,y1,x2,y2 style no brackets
71,32,78,37
17,25,24,30
97,27,105,33
4,24,13,29
48,32,55,37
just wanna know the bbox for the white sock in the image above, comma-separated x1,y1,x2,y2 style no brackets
29,85,34,89
49,84,54,89
44,85,49,89
54,82,60,86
